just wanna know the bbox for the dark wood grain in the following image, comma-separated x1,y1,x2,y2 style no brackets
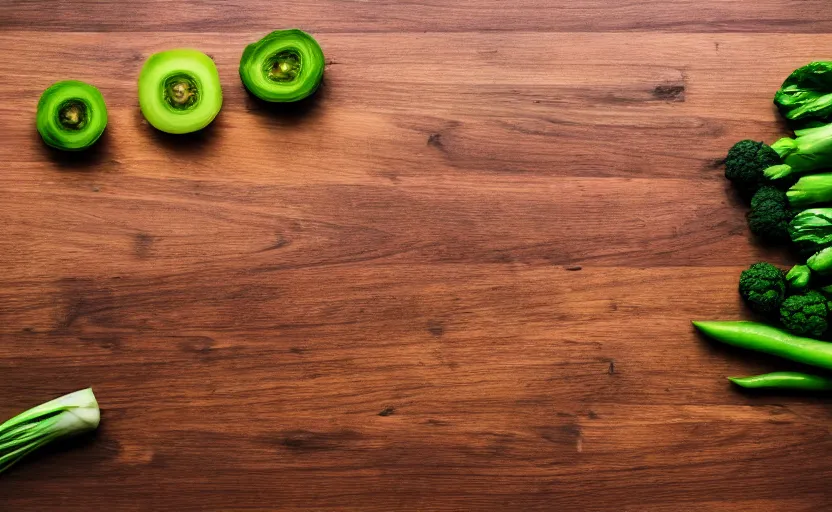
1,2,831,511
3,0,832,33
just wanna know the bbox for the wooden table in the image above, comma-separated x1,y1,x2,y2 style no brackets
1,2,830,510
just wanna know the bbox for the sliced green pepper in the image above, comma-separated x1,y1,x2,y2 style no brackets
36,80,107,151
138,49,222,134
239,29,325,103
729,371,832,391
692,320,832,370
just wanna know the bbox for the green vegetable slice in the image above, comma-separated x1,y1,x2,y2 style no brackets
36,81,107,151
138,49,222,134
240,29,325,103
0,388,99,474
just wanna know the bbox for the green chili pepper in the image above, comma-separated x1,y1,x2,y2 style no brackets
239,29,325,103
692,320,832,370
728,371,832,390
36,80,107,151
138,49,222,134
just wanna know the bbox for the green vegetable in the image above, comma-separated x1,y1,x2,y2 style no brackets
747,187,794,243
724,140,783,197
36,80,107,151
749,174,832,242
738,262,786,316
729,371,832,391
820,283,832,297
724,123,832,193
764,124,832,181
785,264,811,292
0,388,99,474
692,320,832,370
239,29,325,103
807,246,832,275
774,62,832,123
780,290,829,337
787,171,832,208
789,209,832,253
138,49,222,134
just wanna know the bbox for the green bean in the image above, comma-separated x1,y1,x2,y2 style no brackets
728,371,832,390
692,320,832,370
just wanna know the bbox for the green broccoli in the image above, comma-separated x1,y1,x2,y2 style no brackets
775,62,832,123
724,122,832,192
751,176,832,244
739,262,787,316
724,140,782,196
780,290,830,337
747,186,794,243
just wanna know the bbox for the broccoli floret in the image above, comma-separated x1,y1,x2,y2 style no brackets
747,186,794,243
752,185,788,205
780,290,830,337
739,262,786,316
725,140,782,197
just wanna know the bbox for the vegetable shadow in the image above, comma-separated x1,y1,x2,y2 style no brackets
40,128,113,170
729,386,832,400
242,79,327,126
772,104,794,133
139,109,221,155
1,429,101,476
723,182,750,210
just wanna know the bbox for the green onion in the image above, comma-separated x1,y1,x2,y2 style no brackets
0,388,100,474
